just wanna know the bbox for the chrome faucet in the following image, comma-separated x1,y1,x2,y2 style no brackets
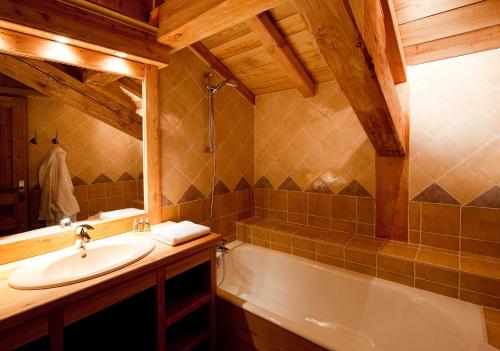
75,224,94,258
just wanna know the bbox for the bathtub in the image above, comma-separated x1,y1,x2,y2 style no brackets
217,241,489,351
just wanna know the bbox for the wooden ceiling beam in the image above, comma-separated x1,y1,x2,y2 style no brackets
118,78,143,99
380,0,407,83
0,54,143,140
0,0,169,67
156,0,285,50
82,70,123,86
190,42,256,105
293,0,405,156
0,27,144,79
246,13,314,97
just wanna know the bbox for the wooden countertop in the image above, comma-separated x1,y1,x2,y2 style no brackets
0,231,220,331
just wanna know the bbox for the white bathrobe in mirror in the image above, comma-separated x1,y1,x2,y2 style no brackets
38,147,80,225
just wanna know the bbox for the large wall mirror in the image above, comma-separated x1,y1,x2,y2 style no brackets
0,53,146,237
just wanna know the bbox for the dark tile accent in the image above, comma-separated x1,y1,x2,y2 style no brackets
234,177,251,191
92,173,112,184
161,194,173,206
339,180,372,198
71,176,87,186
138,171,143,180
255,176,273,189
467,186,500,209
412,183,460,205
278,176,301,191
178,184,205,204
117,172,135,181
213,180,230,195
306,178,333,194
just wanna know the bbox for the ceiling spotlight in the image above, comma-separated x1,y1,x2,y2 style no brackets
54,35,70,44
115,51,128,58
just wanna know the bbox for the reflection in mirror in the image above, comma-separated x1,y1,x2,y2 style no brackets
0,55,144,236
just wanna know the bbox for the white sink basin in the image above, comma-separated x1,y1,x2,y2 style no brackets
9,236,155,290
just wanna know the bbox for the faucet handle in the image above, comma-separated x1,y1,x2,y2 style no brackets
75,224,94,242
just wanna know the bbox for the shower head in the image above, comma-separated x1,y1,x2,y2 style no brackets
211,79,238,93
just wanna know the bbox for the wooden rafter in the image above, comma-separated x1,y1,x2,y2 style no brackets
118,78,143,99
293,0,405,156
0,0,169,67
190,42,256,105
156,0,285,50
246,13,315,97
0,54,143,140
381,0,407,83
82,70,122,86
0,27,144,79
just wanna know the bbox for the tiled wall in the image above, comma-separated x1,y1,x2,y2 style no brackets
28,97,143,188
254,81,375,196
409,49,499,206
29,179,143,229
254,189,374,236
159,48,254,239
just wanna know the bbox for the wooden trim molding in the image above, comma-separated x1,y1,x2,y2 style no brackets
246,12,315,97
190,42,256,105
143,65,162,224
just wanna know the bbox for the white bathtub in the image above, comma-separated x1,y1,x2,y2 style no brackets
217,241,489,351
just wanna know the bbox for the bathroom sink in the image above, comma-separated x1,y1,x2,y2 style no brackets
8,236,155,290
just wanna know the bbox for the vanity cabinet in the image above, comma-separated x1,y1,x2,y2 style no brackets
0,237,218,351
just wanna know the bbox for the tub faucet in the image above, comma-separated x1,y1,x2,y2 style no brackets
75,224,94,258
216,239,229,253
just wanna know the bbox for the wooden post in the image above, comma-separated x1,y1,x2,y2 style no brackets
143,65,162,224
375,83,410,241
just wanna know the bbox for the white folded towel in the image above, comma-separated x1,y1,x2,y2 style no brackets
152,221,210,246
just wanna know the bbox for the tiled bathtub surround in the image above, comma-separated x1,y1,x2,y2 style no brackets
237,217,500,309
254,188,374,236
410,202,500,259
162,187,252,242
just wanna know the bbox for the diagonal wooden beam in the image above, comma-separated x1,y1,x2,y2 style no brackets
190,42,256,105
0,54,142,140
246,13,315,97
293,0,405,156
156,0,285,50
82,69,122,86
380,0,407,83
0,0,169,67
118,77,143,99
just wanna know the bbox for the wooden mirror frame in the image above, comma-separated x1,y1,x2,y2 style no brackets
0,15,163,265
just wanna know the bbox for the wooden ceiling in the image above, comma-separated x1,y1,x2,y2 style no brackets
198,1,334,95
395,0,500,65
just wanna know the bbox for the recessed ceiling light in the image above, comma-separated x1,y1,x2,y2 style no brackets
54,36,70,44
115,51,128,58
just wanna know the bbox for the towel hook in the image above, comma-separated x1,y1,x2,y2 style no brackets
30,129,38,145
51,130,59,146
